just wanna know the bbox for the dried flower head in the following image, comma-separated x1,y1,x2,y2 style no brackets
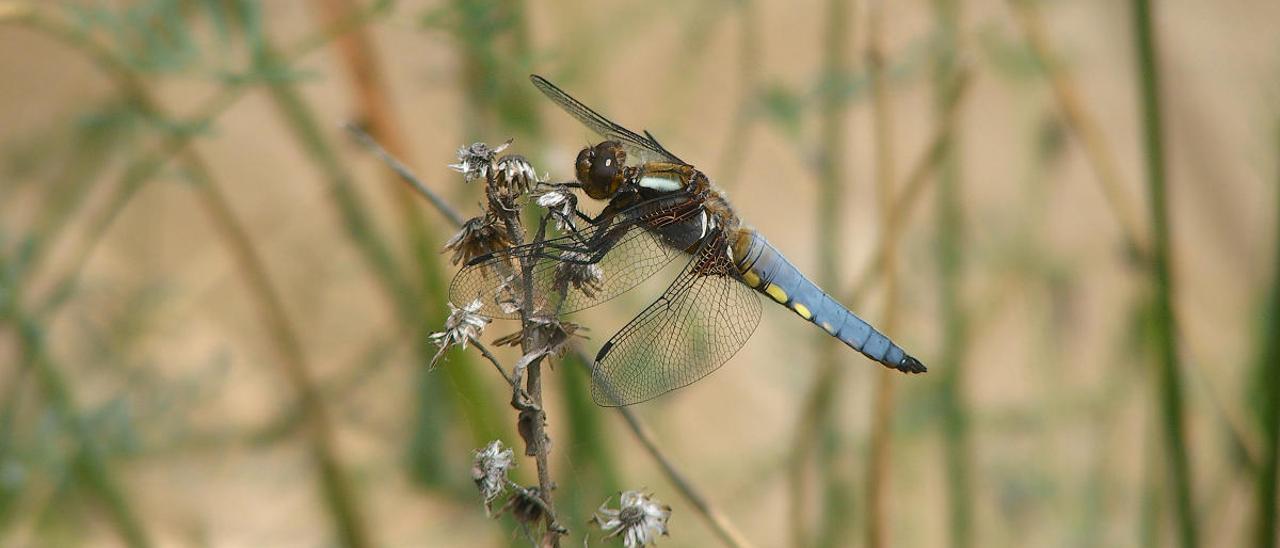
471,440,515,514
443,215,513,266
500,485,548,526
449,140,511,183
591,490,672,547
494,154,539,196
552,250,604,299
428,299,489,367
493,276,521,315
535,185,580,232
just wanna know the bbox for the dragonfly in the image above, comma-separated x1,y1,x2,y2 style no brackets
450,74,926,406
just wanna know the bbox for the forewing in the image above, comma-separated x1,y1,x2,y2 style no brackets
530,74,686,165
448,217,683,320
591,230,763,406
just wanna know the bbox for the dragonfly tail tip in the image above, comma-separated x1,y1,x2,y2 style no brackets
898,355,927,374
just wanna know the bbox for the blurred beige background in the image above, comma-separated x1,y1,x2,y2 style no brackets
0,0,1277,546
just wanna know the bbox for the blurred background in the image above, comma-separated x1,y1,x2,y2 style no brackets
0,0,1277,546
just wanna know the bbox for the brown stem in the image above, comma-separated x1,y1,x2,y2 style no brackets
865,3,900,546
844,66,972,305
346,130,750,547
471,339,518,389
485,169,563,545
1007,0,1148,258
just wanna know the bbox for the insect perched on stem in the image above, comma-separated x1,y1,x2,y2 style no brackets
451,75,926,407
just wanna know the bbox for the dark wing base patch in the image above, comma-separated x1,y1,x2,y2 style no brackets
591,229,762,406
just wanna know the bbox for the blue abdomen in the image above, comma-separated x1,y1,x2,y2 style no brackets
732,231,926,374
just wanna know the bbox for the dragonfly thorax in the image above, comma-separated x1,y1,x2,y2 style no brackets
575,141,629,200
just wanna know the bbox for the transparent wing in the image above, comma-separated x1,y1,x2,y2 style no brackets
530,74,686,165
449,206,695,320
591,229,763,406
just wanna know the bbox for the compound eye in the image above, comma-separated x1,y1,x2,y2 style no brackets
575,147,594,185
590,152,619,183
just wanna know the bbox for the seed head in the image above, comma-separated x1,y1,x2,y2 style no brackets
471,440,515,514
443,215,513,266
535,185,579,232
449,140,511,183
552,250,604,299
501,485,548,526
591,490,671,547
428,299,489,367
493,154,539,197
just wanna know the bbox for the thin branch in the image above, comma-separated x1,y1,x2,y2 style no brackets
1007,0,1148,257
470,338,518,389
343,122,466,227
844,65,972,305
606,380,754,548
1131,1,1198,545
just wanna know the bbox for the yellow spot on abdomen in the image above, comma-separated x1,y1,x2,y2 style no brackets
764,284,789,304
793,303,812,320
742,270,761,288
822,321,837,335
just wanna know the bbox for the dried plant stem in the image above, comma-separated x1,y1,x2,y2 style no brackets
471,339,518,389
345,127,750,548
3,6,380,547
865,3,900,547
715,0,763,186
786,45,971,548
309,0,448,278
487,181,564,545
344,123,465,227
1008,0,1148,256
844,67,971,305
609,392,755,548
1131,1,1198,546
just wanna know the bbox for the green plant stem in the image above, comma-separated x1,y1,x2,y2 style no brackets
930,1,973,547
1,1,390,320
257,46,504,495
0,285,151,548
2,6,392,547
1251,123,1280,548
865,3,900,547
1010,1,1263,474
805,0,855,546
309,0,508,494
785,49,970,548
1130,1,1197,546
557,349,624,532
189,160,374,548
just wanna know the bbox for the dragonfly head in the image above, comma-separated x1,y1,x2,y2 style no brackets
575,141,628,200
